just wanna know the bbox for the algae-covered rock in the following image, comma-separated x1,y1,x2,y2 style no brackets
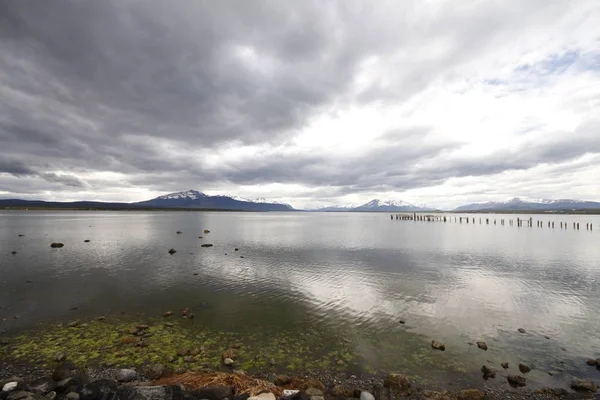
383,373,412,397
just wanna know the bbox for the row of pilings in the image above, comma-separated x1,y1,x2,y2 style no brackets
390,213,594,230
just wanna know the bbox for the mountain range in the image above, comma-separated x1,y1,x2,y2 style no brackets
453,197,600,211
315,199,436,212
1,191,599,212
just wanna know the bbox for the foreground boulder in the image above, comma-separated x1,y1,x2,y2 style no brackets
383,373,412,397
79,379,119,400
191,385,234,400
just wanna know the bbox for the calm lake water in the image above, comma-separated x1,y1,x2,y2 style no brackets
1,211,599,388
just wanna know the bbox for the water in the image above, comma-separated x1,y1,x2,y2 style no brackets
1,211,599,387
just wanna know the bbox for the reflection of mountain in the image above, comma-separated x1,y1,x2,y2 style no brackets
455,197,600,211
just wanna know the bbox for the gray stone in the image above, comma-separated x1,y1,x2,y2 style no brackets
116,386,173,400
223,358,235,366
28,379,56,395
65,393,80,400
281,390,299,399
360,391,375,400
191,386,234,400
79,379,119,400
116,369,138,382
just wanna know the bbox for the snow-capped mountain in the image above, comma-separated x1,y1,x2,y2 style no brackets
136,190,294,211
156,189,207,200
454,197,600,211
315,199,436,212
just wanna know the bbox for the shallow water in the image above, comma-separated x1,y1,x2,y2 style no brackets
1,211,599,387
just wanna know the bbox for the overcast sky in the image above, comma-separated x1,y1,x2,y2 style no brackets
1,0,599,209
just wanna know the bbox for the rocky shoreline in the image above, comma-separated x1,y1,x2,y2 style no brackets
1,360,598,400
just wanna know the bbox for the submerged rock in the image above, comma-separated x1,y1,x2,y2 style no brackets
456,389,485,400
384,373,412,397
481,365,495,379
50,243,64,248
476,341,488,351
431,341,445,351
507,375,526,387
518,363,531,373
570,379,598,392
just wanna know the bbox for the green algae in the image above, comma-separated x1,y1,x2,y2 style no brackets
0,315,470,382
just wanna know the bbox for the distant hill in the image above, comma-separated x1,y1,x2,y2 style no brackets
134,190,293,211
0,189,294,211
314,199,436,212
454,197,600,211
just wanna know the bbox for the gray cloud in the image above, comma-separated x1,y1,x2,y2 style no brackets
0,0,598,206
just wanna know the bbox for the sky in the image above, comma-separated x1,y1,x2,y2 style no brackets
1,0,600,210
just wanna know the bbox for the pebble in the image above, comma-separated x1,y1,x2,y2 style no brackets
517,328,526,333
2,382,19,392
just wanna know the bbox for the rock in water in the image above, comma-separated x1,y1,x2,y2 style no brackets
50,243,64,248
507,375,526,387
204,229,210,233
476,341,488,351
168,249,176,255
11,251,17,255
518,363,531,373
481,365,495,378
83,240,90,243
501,362,509,369
431,341,445,351
586,359,597,366
359,391,375,400
176,231,182,234
384,373,412,397
201,244,213,247
518,328,526,333
570,379,598,392
115,369,137,382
